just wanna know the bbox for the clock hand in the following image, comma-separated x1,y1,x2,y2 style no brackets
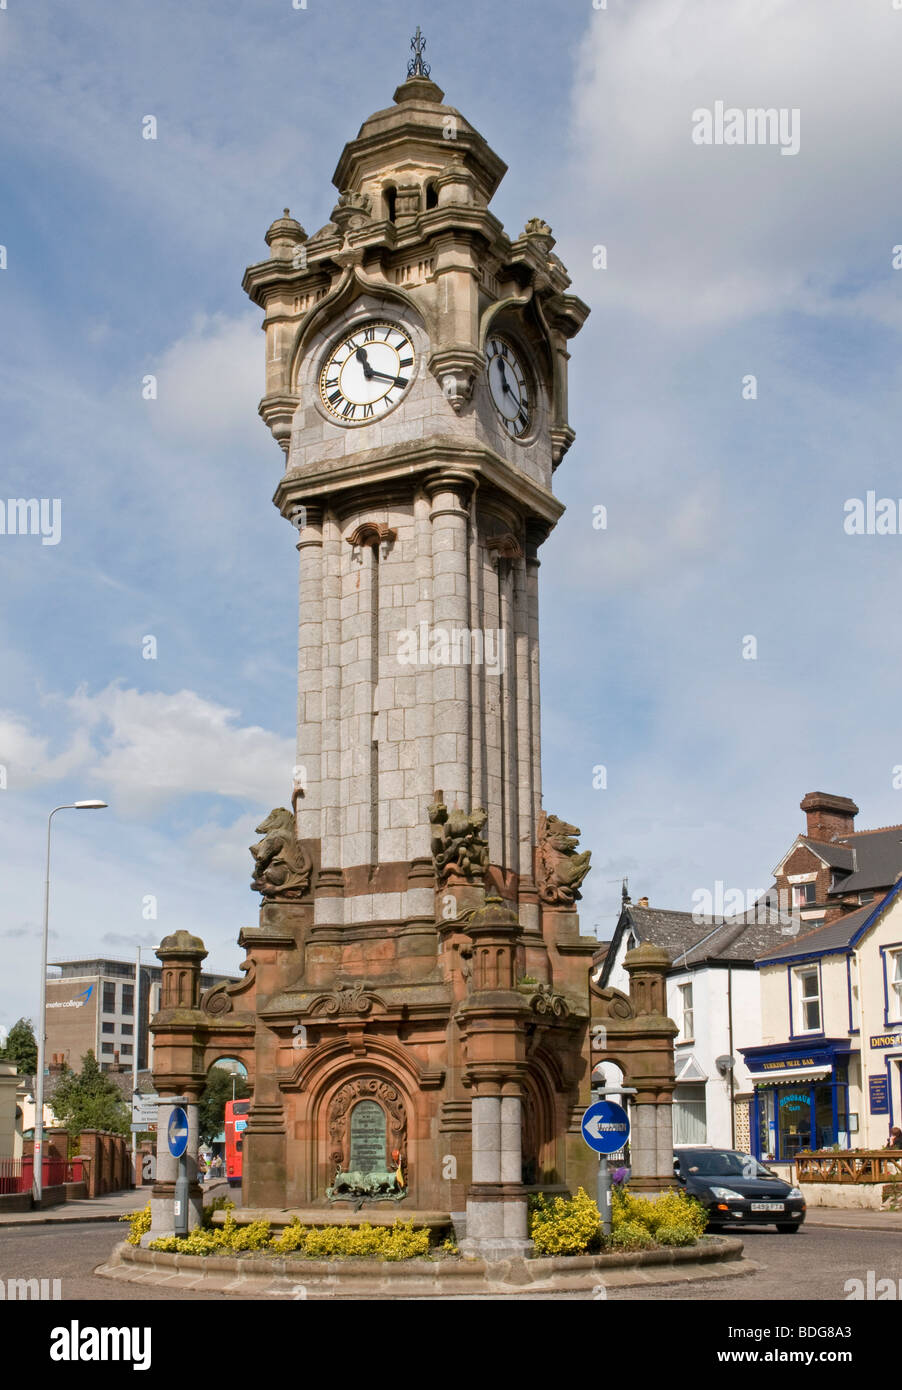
367,368,409,387
497,359,513,395
354,346,374,380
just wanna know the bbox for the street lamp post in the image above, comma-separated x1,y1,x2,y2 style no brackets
34,800,108,1205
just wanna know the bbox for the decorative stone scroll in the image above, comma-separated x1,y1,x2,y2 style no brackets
428,791,490,881
201,959,257,1017
535,811,592,905
250,806,312,899
521,980,570,1019
308,980,381,1017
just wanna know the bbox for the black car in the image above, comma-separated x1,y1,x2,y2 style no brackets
674,1146,806,1233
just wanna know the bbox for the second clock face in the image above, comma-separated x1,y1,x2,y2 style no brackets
319,321,416,424
486,335,531,438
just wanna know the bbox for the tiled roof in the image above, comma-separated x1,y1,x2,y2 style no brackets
623,906,795,966
799,837,855,870
755,896,887,963
830,826,902,893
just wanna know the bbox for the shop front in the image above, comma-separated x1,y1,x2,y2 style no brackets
739,1040,853,1162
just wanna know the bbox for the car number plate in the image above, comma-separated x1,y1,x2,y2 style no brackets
750,1202,784,1212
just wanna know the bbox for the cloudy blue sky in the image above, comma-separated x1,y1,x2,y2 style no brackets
2,0,901,1032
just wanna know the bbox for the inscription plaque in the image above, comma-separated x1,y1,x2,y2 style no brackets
349,1100,387,1171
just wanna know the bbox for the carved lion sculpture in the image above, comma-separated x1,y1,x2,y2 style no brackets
536,811,592,905
250,806,312,898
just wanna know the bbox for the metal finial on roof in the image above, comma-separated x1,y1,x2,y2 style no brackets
407,25,431,78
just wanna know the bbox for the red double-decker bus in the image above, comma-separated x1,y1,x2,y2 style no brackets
224,1099,250,1188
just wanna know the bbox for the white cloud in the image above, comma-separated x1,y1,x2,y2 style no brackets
148,313,263,448
0,685,294,817
66,683,295,814
569,0,902,327
0,714,93,792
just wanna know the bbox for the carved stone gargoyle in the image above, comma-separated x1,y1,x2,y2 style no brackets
428,791,490,881
535,811,592,905
250,806,312,899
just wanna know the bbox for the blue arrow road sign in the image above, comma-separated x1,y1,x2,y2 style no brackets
581,1100,630,1155
168,1106,189,1158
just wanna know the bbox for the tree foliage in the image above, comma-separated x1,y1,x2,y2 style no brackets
199,1066,250,1145
0,1017,38,1074
50,1051,130,1139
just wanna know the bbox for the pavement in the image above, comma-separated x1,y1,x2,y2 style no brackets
802,1205,902,1232
0,1178,232,1227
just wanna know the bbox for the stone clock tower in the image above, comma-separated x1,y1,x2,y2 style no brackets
150,40,682,1260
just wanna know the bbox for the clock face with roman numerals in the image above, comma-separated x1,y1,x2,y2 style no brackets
319,320,416,424
486,335,531,439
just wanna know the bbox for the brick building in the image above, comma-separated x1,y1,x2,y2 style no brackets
46,957,237,1074
772,792,902,932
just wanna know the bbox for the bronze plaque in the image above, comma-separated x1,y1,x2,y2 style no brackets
349,1100,386,1171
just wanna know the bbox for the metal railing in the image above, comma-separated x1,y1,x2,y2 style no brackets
0,1156,85,1194
796,1150,902,1184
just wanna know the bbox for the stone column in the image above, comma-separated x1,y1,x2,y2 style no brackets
411,489,435,859
525,526,544,842
497,556,516,872
458,899,532,1261
316,511,344,923
427,472,472,811
471,1093,502,1183
295,505,323,844
148,931,209,1238
621,943,678,1194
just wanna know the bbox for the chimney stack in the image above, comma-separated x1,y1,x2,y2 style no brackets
800,792,858,843
637,896,649,908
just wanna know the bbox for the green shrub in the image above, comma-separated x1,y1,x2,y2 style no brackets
611,1186,707,1240
119,1201,151,1247
151,1213,433,1260
530,1187,601,1256
654,1223,698,1247
610,1220,656,1250
271,1217,308,1254
202,1195,234,1228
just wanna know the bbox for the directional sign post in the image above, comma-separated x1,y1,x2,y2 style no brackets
167,1105,190,1236
132,1091,159,1129
581,1087,635,1238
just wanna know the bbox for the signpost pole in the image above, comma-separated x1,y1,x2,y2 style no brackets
598,1152,612,1238
174,1155,189,1236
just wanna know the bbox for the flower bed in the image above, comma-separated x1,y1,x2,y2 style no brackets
529,1186,708,1256
121,1186,708,1262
